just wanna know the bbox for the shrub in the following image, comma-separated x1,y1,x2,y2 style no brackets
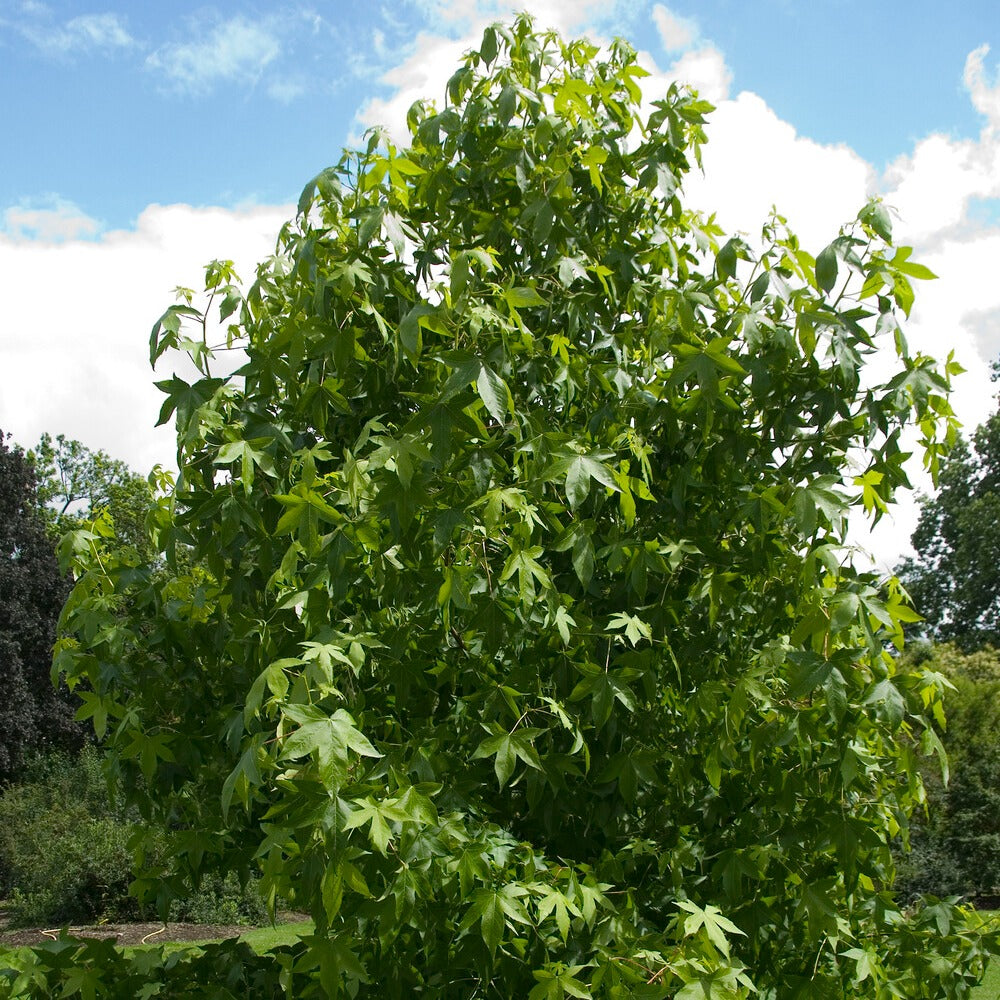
54,16,999,996
171,872,269,926
0,748,269,927
0,747,138,925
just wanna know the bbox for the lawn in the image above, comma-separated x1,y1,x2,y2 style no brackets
972,960,1000,998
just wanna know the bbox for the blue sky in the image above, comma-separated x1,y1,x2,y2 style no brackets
2,0,1000,567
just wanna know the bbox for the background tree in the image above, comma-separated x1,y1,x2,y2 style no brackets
28,432,154,557
896,643,1000,902
899,365,1000,650
0,432,150,787
0,432,80,784
42,18,998,999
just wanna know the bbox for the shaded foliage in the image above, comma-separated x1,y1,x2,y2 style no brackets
0,433,80,784
0,747,269,928
897,643,1000,901
0,747,138,926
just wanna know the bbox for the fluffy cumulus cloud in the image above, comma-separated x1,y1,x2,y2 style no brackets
881,45,1000,248
877,43,1000,429
965,44,1000,122
356,31,471,142
0,203,290,474
146,16,281,95
682,92,873,249
662,44,731,104
652,4,696,52
2,196,101,241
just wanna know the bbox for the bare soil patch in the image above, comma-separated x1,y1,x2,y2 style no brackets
0,908,310,949
0,921,248,948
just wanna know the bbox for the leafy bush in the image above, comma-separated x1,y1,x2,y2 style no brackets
0,748,268,928
171,873,269,926
0,747,137,925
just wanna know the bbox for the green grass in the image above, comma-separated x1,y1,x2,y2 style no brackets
217,920,311,952
970,911,1000,999
971,959,1000,998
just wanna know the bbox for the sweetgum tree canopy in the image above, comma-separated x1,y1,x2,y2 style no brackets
51,17,998,999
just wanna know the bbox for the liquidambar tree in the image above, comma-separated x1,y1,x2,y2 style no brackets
45,17,998,1000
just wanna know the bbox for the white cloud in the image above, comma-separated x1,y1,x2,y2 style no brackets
356,31,470,142
14,9,135,56
880,46,1000,246
652,4,696,53
146,17,281,96
682,91,873,249
2,197,101,241
883,133,1000,243
0,203,290,474
964,44,1000,124
665,45,731,103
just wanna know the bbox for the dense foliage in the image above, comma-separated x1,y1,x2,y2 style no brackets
899,373,1000,650
25,18,998,999
896,644,1000,902
0,747,135,925
0,433,80,783
0,748,268,928
0,431,151,784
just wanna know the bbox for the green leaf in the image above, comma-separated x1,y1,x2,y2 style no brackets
786,652,833,698
281,708,380,791
477,363,510,423
858,199,892,241
504,285,546,309
716,238,738,280
572,533,595,586
153,375,224,431
815,244,838,293
460,889,506,957
564,455,619,510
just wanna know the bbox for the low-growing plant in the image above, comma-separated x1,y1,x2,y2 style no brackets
0,747,138,926
0,749,270,928
171,873,269,927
